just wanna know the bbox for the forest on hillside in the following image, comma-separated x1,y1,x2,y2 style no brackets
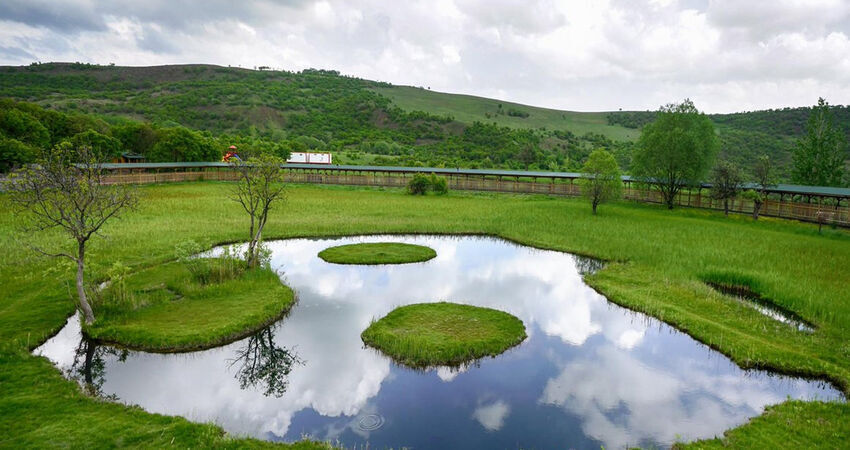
1,63,847,181
0,63,632,172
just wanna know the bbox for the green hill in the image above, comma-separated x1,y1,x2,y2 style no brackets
1,62,846,180
372,85,640,141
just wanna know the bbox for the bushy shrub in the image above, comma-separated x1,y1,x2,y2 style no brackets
407,173,449,195
408,173,431,195
175,240,211,283
429,174,448,195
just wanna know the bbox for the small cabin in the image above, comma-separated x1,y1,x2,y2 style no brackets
116,152,146,164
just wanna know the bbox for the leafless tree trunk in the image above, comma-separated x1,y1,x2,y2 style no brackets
231,154,285,268
4,144,137,324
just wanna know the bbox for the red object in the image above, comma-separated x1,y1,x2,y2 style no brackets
228,145,237,150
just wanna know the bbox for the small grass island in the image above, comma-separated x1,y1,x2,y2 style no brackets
85,260,295,352
318,242,437,265
361,302,527,367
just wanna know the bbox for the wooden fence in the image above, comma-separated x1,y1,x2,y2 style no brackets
100,165,850,228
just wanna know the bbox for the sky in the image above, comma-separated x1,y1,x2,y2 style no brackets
1,0,849,113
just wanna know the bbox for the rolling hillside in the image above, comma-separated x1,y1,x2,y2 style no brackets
373,85,640,141
1,63,846,179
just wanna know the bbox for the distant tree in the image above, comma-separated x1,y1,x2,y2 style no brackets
231,154,285,268
579,149,622,214
747,155,778,220
710,160,743,216
792,98,847,187
631,99,719,209
0,136,36,172
148,127,217,162
112,122,158,156
67,130,122,158
516,143,539,169
3,144,137,324
0,108,50,148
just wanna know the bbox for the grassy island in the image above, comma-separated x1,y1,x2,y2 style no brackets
361,302,527,367
84,261,296,352
318,242,436,265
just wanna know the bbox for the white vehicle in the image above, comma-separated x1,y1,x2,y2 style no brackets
287,152,332,164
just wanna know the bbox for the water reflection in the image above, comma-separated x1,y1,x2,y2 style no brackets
35,235,843,449
70,339,126,399
229,326,302,398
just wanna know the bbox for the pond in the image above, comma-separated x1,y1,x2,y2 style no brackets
35,235,842,449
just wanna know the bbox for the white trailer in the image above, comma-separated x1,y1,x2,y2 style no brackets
287,152,332,164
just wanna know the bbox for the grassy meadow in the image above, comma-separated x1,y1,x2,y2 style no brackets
373,85,641,141
1,181,849,447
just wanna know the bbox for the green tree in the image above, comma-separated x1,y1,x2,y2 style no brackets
0,136,36,172
0,108,50,148
631,99,719,209
710,160,743,216
67,130,122,158
579,149,622,214
748,155,777,220
792,98,847,187
112,122,158,156
148,127,217,162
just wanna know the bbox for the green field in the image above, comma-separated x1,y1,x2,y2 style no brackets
374,85,640,141
1,182,849,447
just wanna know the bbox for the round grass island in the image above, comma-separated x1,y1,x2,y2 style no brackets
318,242,437,265
85,261,296,352
361,302,527,367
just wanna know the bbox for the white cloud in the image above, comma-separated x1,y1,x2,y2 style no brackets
472,399,511,431
2,0,849,112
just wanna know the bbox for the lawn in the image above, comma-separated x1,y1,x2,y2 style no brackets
1,181,848,448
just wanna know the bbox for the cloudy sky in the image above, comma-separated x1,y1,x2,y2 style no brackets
1,0,849,113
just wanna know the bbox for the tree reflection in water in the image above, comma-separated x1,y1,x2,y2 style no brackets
228,326,303,398
573,255,605,276
70,339,127,399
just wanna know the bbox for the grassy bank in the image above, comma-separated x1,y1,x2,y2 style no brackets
1,182,849,447
361,302,526,367
318,242,436,265
84,262,296,352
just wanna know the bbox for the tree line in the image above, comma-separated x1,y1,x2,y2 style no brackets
582,97,848,215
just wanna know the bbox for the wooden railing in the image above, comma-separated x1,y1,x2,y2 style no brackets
99,165,850,228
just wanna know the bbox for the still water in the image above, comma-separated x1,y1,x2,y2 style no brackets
35,235,841,449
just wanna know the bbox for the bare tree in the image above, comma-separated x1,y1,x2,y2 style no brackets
749,155,777,220
710,160,743,216
4,144,137,324
231,154,285,267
